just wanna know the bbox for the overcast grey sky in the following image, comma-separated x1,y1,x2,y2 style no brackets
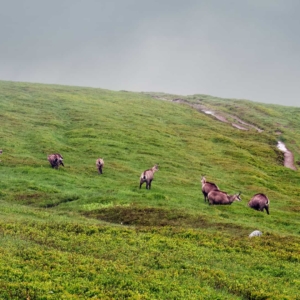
1,1,299,106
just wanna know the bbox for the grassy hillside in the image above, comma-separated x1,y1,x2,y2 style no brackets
0,80,299,299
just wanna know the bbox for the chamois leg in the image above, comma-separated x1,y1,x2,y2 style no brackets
98,166,102,174
265,206,270,215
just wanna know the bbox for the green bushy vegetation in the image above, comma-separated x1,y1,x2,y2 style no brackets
0,80,300,299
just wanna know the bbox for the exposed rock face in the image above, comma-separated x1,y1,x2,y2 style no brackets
249,230,262,238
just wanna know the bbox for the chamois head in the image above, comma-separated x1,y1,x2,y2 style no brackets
152,164,159,172
201,175,220,202
139,164,159,190
96,158,104,174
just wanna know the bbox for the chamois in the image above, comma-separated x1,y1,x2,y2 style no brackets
0,149,2,161
139,164,159,190
96,158,104,174
207,190,241,205
48,153,64,169
201,176,220,202
248,193,270,215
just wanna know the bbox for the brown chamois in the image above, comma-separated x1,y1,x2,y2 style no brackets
96,158,104,174
139,164,159,189
207,190,241,205
248,193,270,215
0,149,2,161
48,153,64,169
201,176,220,202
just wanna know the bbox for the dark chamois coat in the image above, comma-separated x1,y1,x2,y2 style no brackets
139,164,159,190
248,193,270,215
208,190,241,205
96,158,104,174
48,153,64,169
201,176,220,202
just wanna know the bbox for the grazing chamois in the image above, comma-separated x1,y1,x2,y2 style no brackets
48,153,64,169
0,149,2,161
96,158,104,174
248,193,270,215
201,176,220,202
207,190,241,205
139,164,159,190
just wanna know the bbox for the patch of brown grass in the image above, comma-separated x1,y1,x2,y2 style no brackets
82,205,250,236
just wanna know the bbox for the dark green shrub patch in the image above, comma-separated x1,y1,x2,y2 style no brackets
0,219,299,299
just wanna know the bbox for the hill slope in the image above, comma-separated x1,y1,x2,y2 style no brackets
0,80,299,299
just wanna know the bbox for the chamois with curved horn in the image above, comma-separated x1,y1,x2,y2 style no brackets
96,158,104,174
248,193,270,215
48,153,64,169
139,164,159,189
207,190,241,205
201,176,220,202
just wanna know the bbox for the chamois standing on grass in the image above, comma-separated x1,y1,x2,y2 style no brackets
248,193,270,215
96,158,104,174
139,164,159,190
208,190,241,205
48,153,64,169
201,176,220,202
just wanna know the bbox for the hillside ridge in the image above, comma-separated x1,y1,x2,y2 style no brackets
0,80,300,299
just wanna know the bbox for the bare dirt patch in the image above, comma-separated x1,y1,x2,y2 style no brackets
82,205,250,235
83,206,202,227
283,151,297,170
232,123,248,130
171,98,263,132
14,193,46,205
277,141,297,170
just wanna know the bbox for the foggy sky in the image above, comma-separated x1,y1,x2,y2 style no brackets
1,0,300,106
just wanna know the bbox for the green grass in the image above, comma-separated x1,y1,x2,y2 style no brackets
0,80,300,299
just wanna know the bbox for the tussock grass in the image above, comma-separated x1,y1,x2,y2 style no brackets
0,80,300,298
